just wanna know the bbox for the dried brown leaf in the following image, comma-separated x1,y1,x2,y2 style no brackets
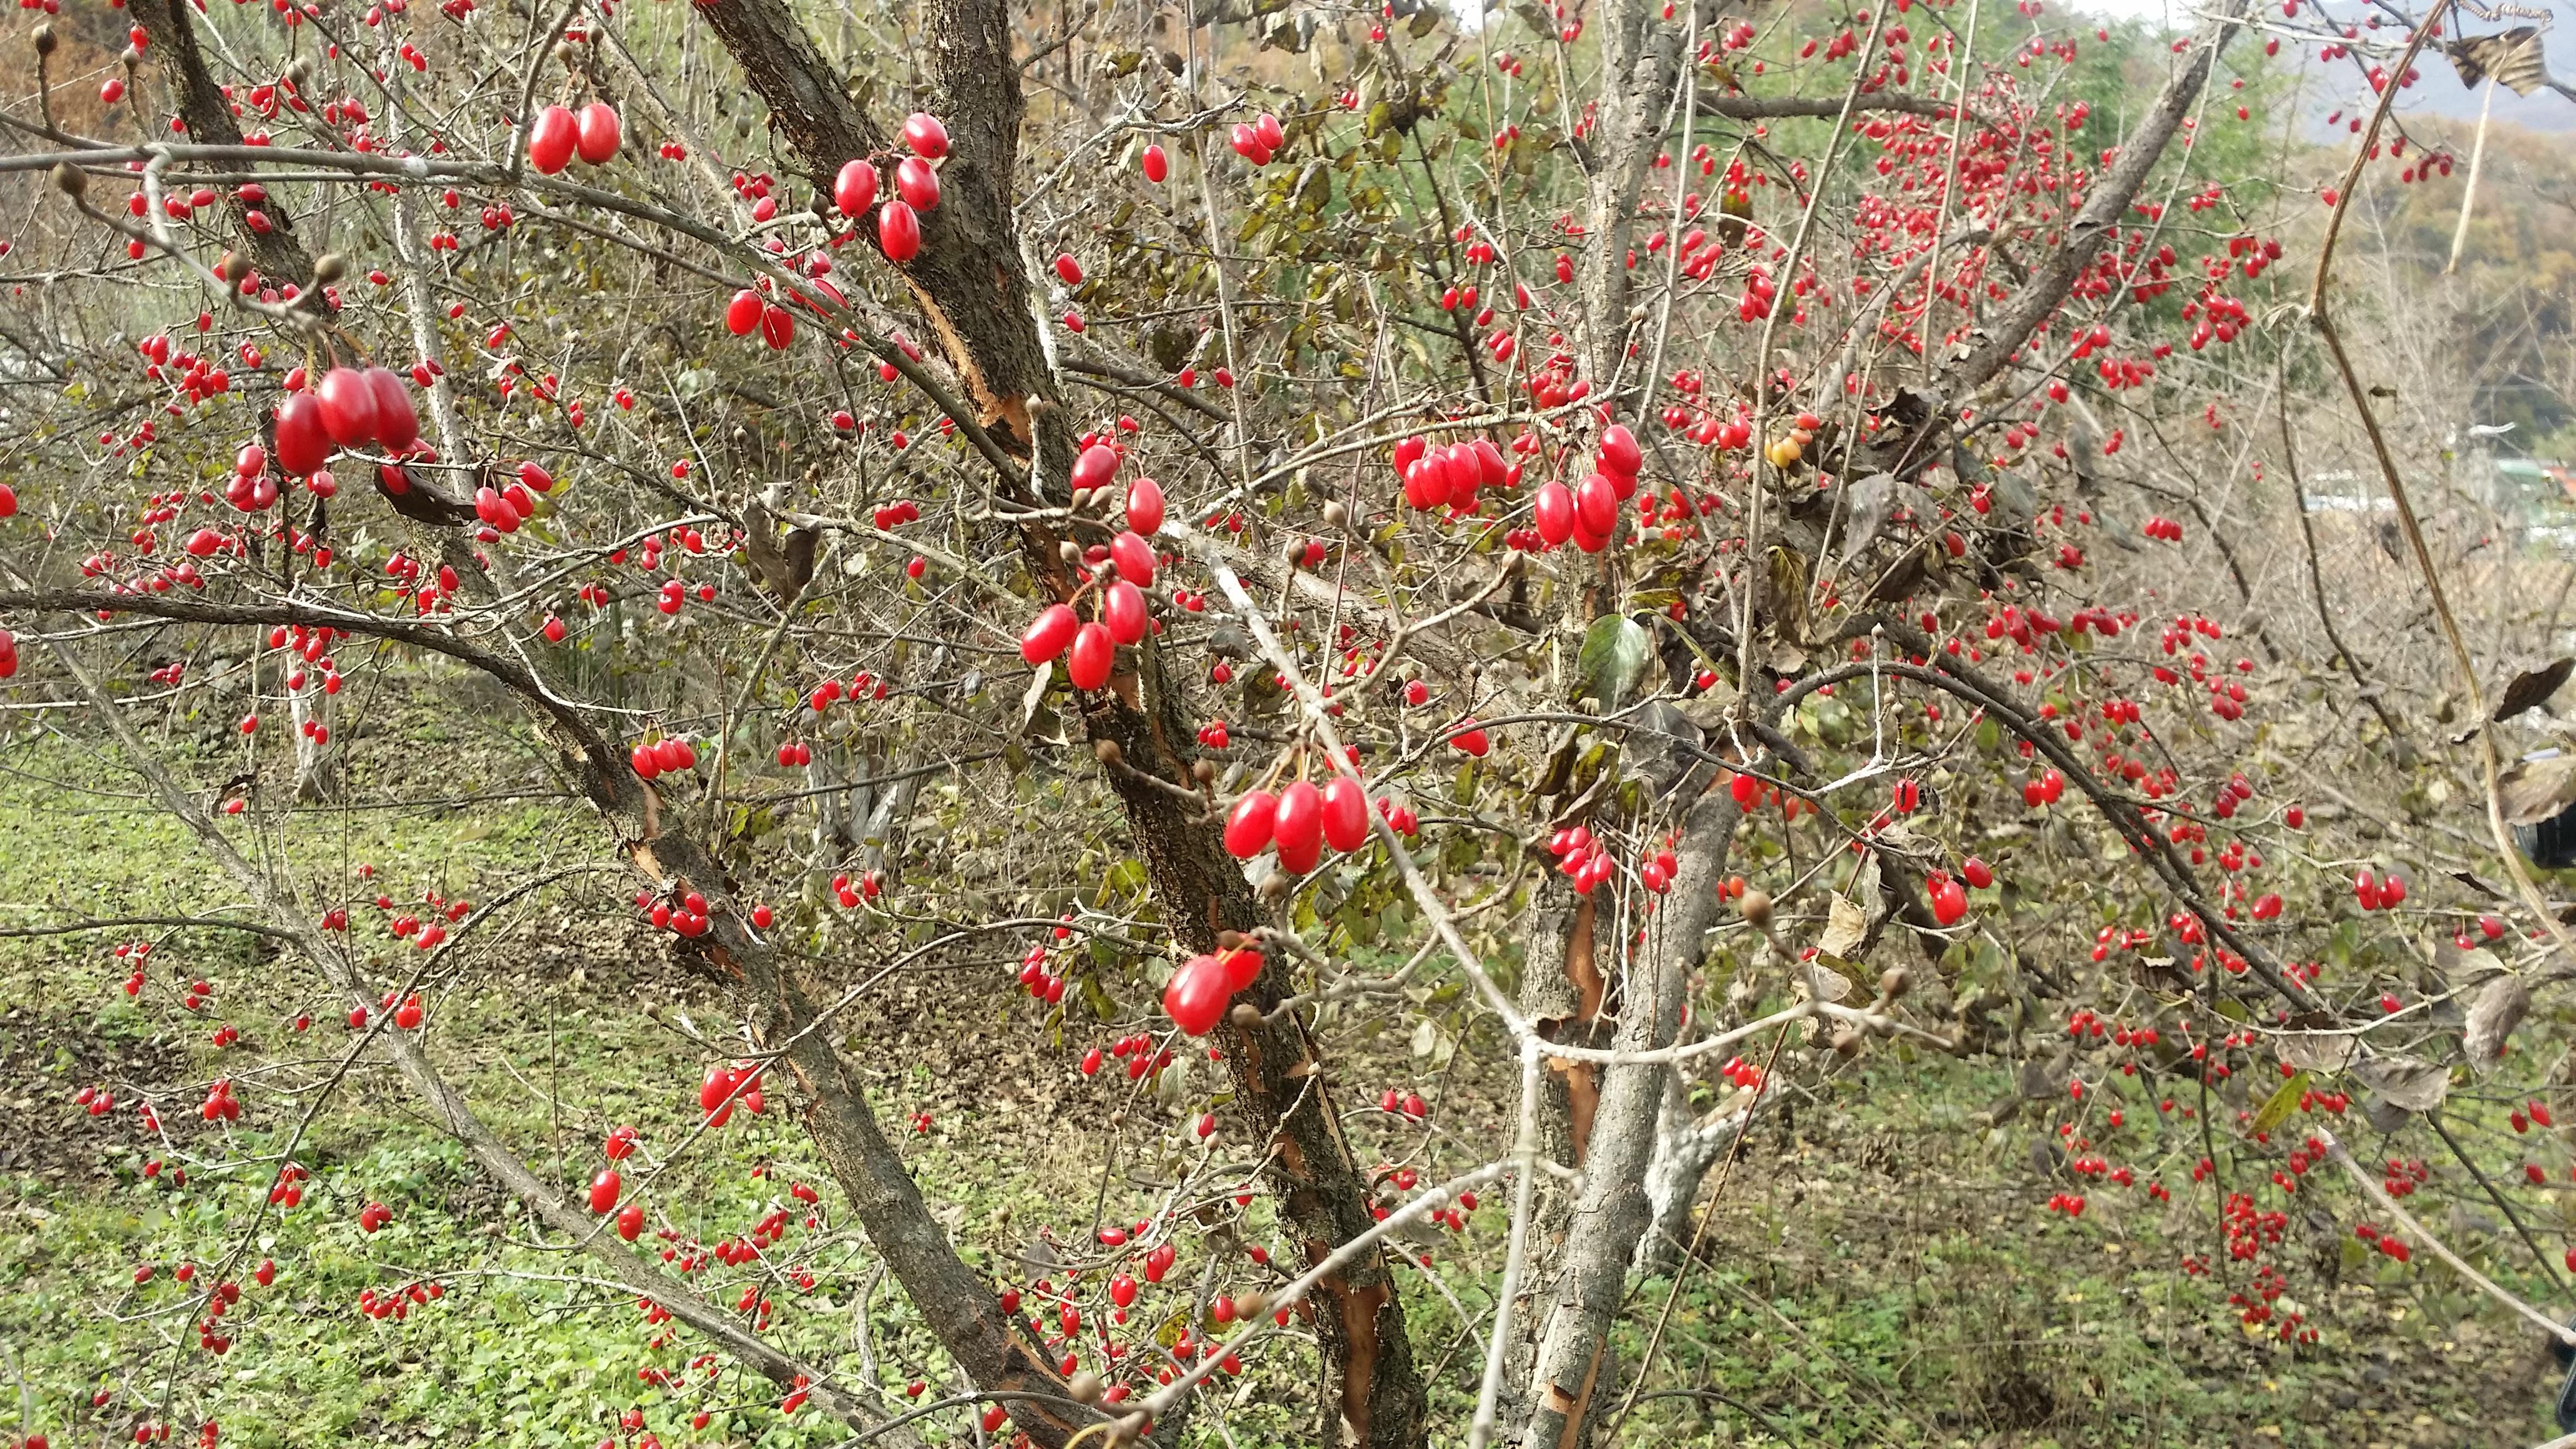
1818,895,1868,959
2495,657,2574,724
2463,975,2530,1078
2275,1030,2356,1075
2433,940,2507,983
2349,1054,2452,1113
2497,754,2576,827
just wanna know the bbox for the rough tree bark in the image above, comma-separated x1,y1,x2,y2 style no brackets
691,0,1423,1440
135,0,326,300
1568,0,1692,394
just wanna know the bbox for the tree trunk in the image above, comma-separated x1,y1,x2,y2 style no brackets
694,0,1422,1438
1515,788,1745,1447
287,684,341,803
1632,1068,1761,1280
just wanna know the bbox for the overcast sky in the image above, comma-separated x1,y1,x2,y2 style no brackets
2066,0,2575,130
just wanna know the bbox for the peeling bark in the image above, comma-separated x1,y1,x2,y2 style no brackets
1515,784,1745,1448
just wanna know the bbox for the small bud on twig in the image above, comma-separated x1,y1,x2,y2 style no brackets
1878,966,1911,1002
1739,889,1772,929
1067,1371,1104,1405
33,24,56,57
50,162,84,199
312,252,347,285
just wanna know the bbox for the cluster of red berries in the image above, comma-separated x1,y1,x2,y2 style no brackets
356,1279,444,1321
474,461,555,536
629,736,698,781
1224,777,1372,871
266,1163,307,1208
1080,1035,1176,1080
1527,425,1646,553
197,1079,242,1123
638,887,715,939
1015,943,1070,1006
2021,768,2067,807
1543,826,1618,894
2351,869,2408,911
1018,469,1164,691
698,1063,765,1126
525,102,622,175
1227,112,1284,165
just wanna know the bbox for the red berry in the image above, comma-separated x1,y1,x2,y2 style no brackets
834,159,879,217
1020,605,1079,665
903,112,950,158
575,102,622,165
527,104,578,174
1163,954,1231,1037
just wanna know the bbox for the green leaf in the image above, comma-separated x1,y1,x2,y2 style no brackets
1105,856,1149,901
2253,1070,2308,1134
1575,614,1651,711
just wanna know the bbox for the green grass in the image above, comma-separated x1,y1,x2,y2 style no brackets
2,722,2568,1448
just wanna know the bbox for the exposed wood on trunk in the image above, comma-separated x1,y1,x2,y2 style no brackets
1556,898,1604,1164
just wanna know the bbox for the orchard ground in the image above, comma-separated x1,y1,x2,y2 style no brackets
0,694,2564,1449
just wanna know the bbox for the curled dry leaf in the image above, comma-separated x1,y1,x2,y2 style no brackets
1830,472,1896,577
1799,961,1854,1003
2349,1054,2453,1114
1818,894,1869,959
2360,1094,2415,1134
2462,973,2530,1079
2496,753,2576,827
